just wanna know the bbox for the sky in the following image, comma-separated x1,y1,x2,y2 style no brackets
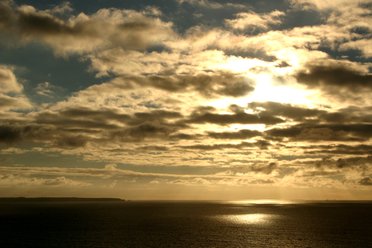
0,0,371,200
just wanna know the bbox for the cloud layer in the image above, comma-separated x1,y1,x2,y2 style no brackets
0,0,371,199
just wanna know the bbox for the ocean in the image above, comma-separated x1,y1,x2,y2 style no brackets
0,199,371,248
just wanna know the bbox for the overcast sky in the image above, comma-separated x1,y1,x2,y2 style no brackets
0,0,371,200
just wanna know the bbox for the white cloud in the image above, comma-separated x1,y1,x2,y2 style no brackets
35,82,58,97
0,66,23,93
225,10,285,31
0,65,32,110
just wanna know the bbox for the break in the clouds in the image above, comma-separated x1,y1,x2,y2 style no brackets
0,0,371,200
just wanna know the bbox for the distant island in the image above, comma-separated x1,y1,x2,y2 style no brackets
0,197,127,203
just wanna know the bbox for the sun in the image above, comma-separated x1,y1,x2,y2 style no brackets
207,73,315,112
248,73,314,106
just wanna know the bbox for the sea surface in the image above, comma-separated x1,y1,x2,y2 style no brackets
0,199,371,248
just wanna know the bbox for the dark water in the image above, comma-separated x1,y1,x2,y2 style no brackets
1,200,371,248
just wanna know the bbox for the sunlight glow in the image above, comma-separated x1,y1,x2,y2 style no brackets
216,57,269,73
207,73,314,111
221,213,274,225
229,124,267,132
248,74,314,106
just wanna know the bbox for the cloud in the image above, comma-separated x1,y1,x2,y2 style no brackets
88,48,257,98
318,106,372,123
208,129,261,139
35,81,60,97
310,156,372,171
180,140,270,150
251,162,277,175
35,110,122,130
0,106,187,147
267,123,372,142
249,101,325,121
47,2,73,15
0,124,61,145
0,174,89,187
290,0,372,60
290,0,365,10
110,123,178,142
0,0,371,196
0,1,175,55
0,94,32,110
118,71,254,97
189,110,284,125
0,165,251,183
177,0,247,10
225,10,285,31
359,177,372,186
0,65,32,110
0,65,23,93
0,125,23,144
54,135,88,148
304,144,372,156
295,60,372,91
340,39,372,58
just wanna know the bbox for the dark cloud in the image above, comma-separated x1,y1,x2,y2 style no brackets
54,135,88,148
335,156,372,169
250,162,277,174
0,2,73,36
318,106,372,123
136,145,169,151
0,1,15,29
267,123,372,141
169,133,201,140
36,111,121,130
107,110,187,142
220,162,278,176
0,124,56,145
208,129,261,139
247,102,372,124
0,107,187,146
189,110,284,125
60,107,130,120
121,71,254,97
295,61,372,91
0,1,175,54
36,108,184,132
304,144,372,156
17,8,74,36
311,156,372,170
249,101,325,121
180,140,270,150
111,123,173,141
359,177,372,186
128,110,183,126
0,125,23,144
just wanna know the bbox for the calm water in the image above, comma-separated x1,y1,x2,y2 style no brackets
0,200,371,248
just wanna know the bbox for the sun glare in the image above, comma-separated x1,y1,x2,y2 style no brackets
216,57,269,73
248,74,313,106
207,73,314,112
220,213,275,225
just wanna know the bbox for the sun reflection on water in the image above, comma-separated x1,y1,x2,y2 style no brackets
219,213,275,225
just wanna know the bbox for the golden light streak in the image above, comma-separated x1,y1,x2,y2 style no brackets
219,213,275,225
